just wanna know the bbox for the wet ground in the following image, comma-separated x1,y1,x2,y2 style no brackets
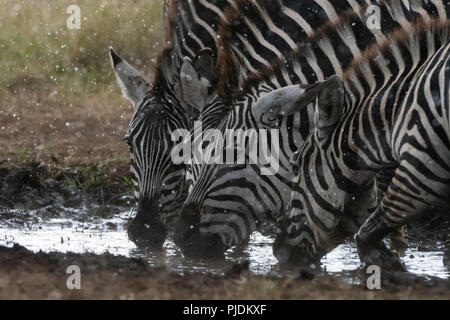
0,166,449,299
0,210,448,280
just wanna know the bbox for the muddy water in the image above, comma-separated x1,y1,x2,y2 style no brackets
0,208,448,280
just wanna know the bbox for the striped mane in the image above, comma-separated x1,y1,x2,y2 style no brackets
342,19,450,82
215,0,286,98
220,7,363,100
152,0,180,98
215,0,447,101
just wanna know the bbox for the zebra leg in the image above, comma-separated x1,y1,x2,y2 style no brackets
356,164,450,271
376,169,408,248
389,225,408,250
354,206,407,272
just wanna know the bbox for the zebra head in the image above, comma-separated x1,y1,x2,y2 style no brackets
110,48,214,249
174,78,326,257
277,75,377,264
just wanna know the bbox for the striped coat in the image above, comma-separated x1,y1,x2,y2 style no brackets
281,21,449,269
174,0,449,258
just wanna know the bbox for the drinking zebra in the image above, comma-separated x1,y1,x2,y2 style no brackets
215,0,448,97
274,21,449,270
110,0,367,250
174,0,448,257
109,0,231,248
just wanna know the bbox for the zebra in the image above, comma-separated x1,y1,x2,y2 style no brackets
111,0,377,251
109,0,415,250
270,20,449,269
215,0,449,97
174,0,448,258
109,0,231,249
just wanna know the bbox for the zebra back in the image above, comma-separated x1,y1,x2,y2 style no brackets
176,1,449,255
283,20,449,264
215,0,449,98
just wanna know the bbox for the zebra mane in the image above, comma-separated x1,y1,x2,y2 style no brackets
216,0,447,102
216,5,365,100
215,0,375,99
216,0,287,98
151,0,181,99
153,0,213,100
342,18,450,82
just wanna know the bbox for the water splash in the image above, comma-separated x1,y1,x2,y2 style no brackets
0,210,447,280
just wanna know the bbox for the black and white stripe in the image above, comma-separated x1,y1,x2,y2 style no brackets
283,21,449,269
111,0,232,248
175,0,449,258
216,0,448,96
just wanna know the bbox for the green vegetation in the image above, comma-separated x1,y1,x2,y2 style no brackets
0,0,165,172
0,0,164,97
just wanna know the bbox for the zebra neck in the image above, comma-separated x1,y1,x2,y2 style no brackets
337,20,449,166
217,0,448,98
155,0,231,98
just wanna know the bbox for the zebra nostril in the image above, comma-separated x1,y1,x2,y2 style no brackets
292,165,299,176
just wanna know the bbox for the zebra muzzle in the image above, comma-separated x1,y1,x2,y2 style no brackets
127,199,168,250
174,204,225,259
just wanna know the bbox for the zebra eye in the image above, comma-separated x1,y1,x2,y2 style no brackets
261,113,280,128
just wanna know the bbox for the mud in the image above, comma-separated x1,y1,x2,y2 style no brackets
0,163,131,220
0,164,449,299
0,244,449,300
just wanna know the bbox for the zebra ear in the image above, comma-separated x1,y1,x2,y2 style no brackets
180,57,211,111
315,75,345,130
253,84,321,124
110,48,150,108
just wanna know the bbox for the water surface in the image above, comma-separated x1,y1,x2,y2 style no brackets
0,207,447,280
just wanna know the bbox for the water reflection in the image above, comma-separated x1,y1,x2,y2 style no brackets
0,213,448,280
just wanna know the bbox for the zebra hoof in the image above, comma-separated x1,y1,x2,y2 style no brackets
355,234,406,272
174,213,225,259
127,218,167,250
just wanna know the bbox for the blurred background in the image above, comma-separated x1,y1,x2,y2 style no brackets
0,0,164,171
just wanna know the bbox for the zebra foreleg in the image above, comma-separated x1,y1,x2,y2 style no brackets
376,169,408,248
354,206,407,272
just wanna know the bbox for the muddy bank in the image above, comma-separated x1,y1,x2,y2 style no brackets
0,164,449,299
0,244,449,300
0,163,132,222
1,162,448,232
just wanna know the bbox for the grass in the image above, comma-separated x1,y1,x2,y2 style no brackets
0,0,164,173
0,0,164,97
61,163,133,194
